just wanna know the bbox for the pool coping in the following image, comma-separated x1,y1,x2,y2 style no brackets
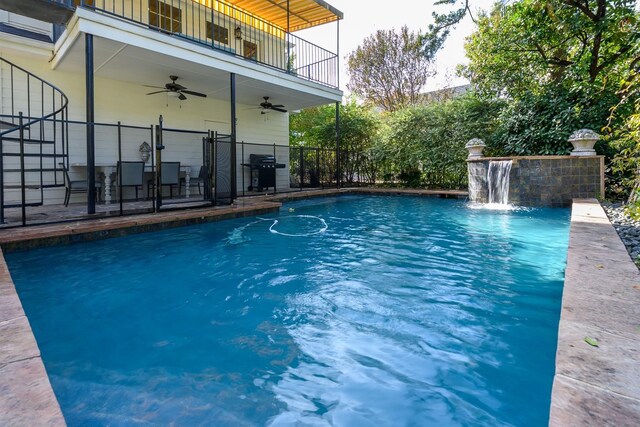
3,191,635,425
549,199,640,425
0,200,282,252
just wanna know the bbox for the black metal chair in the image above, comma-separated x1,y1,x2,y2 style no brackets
116,161,145,201
179,165,206,195
59,163,102,206
148,161,181,199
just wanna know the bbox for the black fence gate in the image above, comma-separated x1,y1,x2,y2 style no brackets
289,146,338,189
212,132,233,205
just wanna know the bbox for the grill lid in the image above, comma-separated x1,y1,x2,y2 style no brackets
249,154,276,164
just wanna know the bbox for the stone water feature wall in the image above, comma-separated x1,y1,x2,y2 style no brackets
468,156,605,207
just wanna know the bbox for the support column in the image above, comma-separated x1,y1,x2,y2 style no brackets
335,101,340,188
230,73,237,200
155,117,163,212
85,33,96,214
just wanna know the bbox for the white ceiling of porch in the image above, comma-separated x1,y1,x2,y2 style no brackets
53,34,337,110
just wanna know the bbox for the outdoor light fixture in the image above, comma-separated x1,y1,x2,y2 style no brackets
235,26,242,40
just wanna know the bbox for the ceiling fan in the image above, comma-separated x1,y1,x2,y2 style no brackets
259,96,287,113
145,75,207,101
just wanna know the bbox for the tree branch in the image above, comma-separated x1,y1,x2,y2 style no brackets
596,44,634,76
589,32,602,82
465,0,477,25
562,0,597,21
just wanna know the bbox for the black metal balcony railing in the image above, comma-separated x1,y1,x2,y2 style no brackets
74,0,338,88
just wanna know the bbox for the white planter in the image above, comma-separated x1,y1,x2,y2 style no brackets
139,141,152,163
465,138,486,159
569,129,599,156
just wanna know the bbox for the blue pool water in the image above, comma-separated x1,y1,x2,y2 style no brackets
8,196,570,426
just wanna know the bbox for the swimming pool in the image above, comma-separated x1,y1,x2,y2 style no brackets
8,196,570,426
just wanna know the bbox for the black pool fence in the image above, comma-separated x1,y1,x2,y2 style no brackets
0,116,375,228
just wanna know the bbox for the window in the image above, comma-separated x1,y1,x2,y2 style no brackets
149,0,182,33
243,40,258,61
206,22,228,44
73,0,94,6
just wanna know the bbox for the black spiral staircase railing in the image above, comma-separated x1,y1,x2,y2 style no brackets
0,56,69,225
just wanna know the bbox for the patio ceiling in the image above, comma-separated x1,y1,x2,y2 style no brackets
54,34,339,110
218,0,343,31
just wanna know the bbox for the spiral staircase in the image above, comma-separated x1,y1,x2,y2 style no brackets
0,56,70,225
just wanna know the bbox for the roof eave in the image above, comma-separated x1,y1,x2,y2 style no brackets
312,0,343,20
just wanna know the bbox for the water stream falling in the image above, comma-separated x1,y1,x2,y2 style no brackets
487,160,513,204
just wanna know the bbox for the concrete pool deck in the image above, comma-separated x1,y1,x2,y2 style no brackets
550,199,640,426
0,191,637,425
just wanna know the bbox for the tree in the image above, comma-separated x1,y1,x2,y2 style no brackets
289,101,382,184
290,101,379,151
422,0,478,59
461,0,640,98
454,0,639,194
347,26,434,112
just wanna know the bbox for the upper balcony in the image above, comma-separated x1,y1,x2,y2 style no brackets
61,0,342,88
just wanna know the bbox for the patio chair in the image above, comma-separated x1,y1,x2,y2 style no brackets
60,163,102,207
179,165,206,195
116,161,145,201
148,161,181,199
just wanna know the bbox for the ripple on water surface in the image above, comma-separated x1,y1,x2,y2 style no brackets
7,195,570,426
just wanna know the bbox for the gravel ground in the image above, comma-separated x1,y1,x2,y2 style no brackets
602,202,640,268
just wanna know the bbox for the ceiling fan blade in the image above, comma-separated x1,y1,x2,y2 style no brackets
271,104,285,108
181,90,207,98
146,90,168,95
168,83,186,91
272,107,288,113
178,93,187,101
143,84,165,89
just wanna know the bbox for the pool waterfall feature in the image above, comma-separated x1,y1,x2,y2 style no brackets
487,160,512,205
466,132,605,207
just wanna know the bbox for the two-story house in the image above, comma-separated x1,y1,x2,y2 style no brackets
0,0,342,224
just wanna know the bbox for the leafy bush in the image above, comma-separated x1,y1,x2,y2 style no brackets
379,94,504,188
488,85,622,157
609,70,640,202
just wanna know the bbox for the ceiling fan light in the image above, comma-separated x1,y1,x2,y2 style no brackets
168,91,180,98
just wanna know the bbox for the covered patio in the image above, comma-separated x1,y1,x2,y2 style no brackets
0,2,343,227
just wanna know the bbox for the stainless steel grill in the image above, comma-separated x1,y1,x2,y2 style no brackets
243,154,285,192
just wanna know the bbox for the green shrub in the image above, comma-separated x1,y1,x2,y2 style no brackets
378,94,504,188
489,86,621,156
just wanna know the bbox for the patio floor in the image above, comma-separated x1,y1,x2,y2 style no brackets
0,196,210,228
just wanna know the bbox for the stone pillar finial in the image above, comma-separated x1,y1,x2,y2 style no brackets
465,138,486,159
568,129,599,156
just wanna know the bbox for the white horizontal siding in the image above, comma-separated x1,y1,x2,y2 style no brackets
0,50,291,206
